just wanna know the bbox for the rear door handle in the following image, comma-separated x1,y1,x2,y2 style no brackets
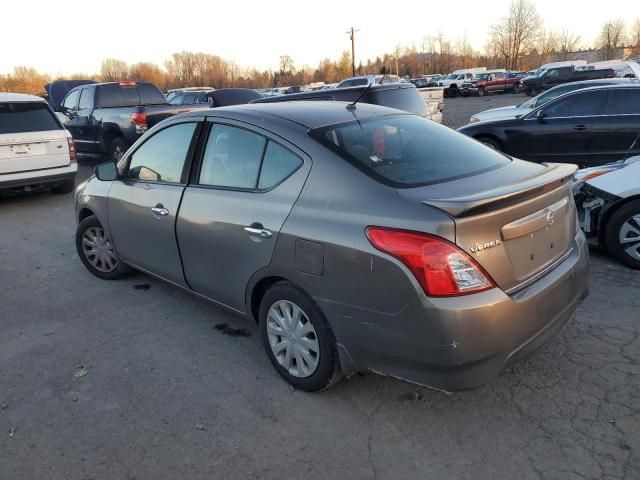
574,125,588,131
151,205,169,217
244,226,272,239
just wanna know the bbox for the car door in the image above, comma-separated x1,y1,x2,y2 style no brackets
58,89,80,137
588,88,640,165
107,119,202,286
176,119,311,312
72,88,99,152
507,89,609,166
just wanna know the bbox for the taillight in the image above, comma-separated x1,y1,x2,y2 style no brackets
366,227,495,297
131,111,148,134
67,137,77,163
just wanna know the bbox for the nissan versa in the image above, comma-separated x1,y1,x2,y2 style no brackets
74,102,589,392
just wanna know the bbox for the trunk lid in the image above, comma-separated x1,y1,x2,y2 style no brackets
0,130,70,174
397,160,578,292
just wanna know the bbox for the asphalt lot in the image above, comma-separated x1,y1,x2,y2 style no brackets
1,94,639,480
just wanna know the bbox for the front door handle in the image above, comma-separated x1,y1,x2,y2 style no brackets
151,205,169,217
574,125,588,131
244,226,272,239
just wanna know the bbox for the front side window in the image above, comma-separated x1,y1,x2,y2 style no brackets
78,89,93,110
310,114,510,188
199,125,266,189
127,122,196,183
543,91,609,117
62,90,80,110
182,94,195,104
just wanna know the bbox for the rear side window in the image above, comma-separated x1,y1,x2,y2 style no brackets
96,84,125,107
258,142,303,189
543,90,608,117
199,125,266,189
0,102,61,134
310,115,510,188
127,122,196,183
603,89,640,115
121,85,140,105
62,90,80,110
182,94,195,104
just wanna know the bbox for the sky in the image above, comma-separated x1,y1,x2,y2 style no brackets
1,0,637,75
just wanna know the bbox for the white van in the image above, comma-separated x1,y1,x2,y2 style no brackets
435,68,487,96
0,93,77,194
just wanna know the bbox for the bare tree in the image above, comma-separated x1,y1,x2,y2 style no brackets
536,29,558,66
630,18,640,56
456,34,476,68
100,58,129,81
557,29,582,60
597,19,627,60
129,62,166,90
489,0,542,70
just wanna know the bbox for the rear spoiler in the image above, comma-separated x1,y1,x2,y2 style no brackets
423,163,577,217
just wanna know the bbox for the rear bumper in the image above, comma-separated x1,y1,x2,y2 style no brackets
320,230,590,391
0,164,77,190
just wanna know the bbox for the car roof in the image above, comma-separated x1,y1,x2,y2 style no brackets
179,100,408,129
0,92,47,103
548,78,635,90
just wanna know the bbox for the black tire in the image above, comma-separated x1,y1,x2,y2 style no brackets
512,83,521,94
525,88,535,97
259,282,342,391
476,136,502,151
477,87,486,97
51,179,76,194
448,86,459,98
110,137,128,164
75,215,131,280
604,200,640,269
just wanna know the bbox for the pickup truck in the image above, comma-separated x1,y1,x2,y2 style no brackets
252,83,444,123
460,71,521,96
521,66,615,96
56,81,209,162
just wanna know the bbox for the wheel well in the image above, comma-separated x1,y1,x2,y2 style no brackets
474,135,503,150
78,208,94,223
598,194,640,247
250,276,287,322
101,129,123,153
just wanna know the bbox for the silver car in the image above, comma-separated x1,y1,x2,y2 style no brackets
74,102,589,391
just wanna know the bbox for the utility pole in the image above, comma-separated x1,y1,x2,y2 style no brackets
346,27,359,76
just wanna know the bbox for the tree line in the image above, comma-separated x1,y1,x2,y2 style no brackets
2,0,639,95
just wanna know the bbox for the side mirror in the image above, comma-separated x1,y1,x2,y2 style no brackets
536,110,547,123
95,161,118,181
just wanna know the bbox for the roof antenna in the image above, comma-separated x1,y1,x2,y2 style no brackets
346,82,373,111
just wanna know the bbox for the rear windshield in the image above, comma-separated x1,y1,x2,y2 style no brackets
366,88,427,116
338,78,369,88
309,114,510,188
96,83,166,107
0,102,61,134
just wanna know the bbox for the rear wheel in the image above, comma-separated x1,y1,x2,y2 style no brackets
75,215,131,279
110,137,127,164
259,282,342,391
605,200,640,269
512,83,521,94
448,86,459,98
477,87,486,97
51,179,75,194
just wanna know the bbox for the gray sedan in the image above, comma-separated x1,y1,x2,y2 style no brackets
74,102,589,391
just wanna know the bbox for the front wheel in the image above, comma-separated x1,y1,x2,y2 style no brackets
477,87,486,97
110,137,128,164
75,215,131,279
605,200,640,269
259,282,342,391
512,83,521,94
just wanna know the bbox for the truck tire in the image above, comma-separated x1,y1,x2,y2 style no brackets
478,87,486,97
448,86,459,98
605,200,640,269
512,83,521,94
110,137,128,164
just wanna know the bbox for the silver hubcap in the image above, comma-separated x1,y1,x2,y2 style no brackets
619,214,640,261
82,226,118,273
267,300,320,378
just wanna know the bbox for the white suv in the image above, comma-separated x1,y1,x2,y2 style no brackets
0,93,77,194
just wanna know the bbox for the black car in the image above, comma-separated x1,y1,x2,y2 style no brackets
521,66,615,96
458,84,640,168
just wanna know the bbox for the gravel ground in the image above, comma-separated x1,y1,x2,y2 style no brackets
1,95,638,480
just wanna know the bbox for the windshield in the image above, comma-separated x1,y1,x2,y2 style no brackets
309,115,510,188
338,78,369,88
446,74,459,80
